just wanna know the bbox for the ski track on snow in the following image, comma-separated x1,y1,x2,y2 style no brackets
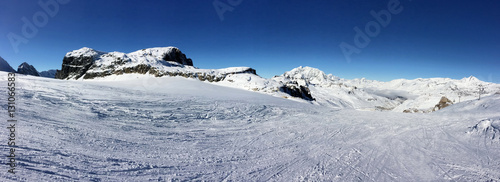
0,73,499,181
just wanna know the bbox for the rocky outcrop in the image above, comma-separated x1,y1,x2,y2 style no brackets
55,47,196,80
279,81,315,101
433,96,453,111
0,56,16,72
55,47,258,82
403,96,454,113
403,108,423,113
55,48,100,79
17,62,40,76
162,47,193,66
55,55,94,79
54,47,317,101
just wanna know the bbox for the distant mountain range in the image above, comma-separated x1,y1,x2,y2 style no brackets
0,57,58,78
1,47,499,112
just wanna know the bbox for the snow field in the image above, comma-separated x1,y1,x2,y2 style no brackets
0,72,499,181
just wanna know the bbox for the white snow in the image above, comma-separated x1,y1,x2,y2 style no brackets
1,71,499,181
65,47,106,58
63,47,500,113
220,66,500,112
66,47,256,82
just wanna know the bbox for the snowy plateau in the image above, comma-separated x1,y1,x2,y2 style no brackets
1,47,500,181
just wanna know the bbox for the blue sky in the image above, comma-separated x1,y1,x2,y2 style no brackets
1,0,499,82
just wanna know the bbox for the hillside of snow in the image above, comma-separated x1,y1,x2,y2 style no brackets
50,47,500,113
215,66,500,113
1,72,499,181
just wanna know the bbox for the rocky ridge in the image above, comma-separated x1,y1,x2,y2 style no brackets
17,62,40,76
52,47,500,111
55,47,313,100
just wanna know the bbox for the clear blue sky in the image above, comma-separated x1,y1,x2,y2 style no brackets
1,0,499,82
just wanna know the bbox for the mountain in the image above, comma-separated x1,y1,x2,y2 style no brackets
40,69,58,78
216,66,500,112
54,47,500,113
0,56,15,72
17,62,40,76
55,47,252,80
55,47,313,100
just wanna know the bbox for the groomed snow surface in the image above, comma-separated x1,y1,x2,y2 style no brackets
1,72,500,181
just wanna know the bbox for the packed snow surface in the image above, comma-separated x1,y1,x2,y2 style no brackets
1,72,500,181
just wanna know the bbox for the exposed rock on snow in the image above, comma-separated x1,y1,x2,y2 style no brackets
281,66,338,85
433,96,453,111
17,62,40,76
53,47,500,109
55,47,101,79
468,118,500,141
55,47,253,81
218,66,500,112
279,82,315,101
2,71,499,181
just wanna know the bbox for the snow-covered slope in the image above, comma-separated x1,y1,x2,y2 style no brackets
1,71,499,181
53,47,500,112
344,75,499,112
55,47,316,101
216,66,500,112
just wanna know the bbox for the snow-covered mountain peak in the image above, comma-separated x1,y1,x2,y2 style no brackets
56,46,253,81
66,47,106,58
129,47,178,59
126,47,193,66
53,47,500,113
282,66,337,85
462,75,480,83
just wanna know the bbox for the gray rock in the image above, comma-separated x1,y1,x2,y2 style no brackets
17,62,40,76
279,81,315,101
162,47,193,66
55,54,96,79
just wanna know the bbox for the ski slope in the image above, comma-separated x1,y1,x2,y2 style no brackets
1,72,499,181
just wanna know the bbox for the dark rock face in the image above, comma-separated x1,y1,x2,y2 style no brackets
55,55,95,80
279,82,315,101
234,68,256,75
39,69,57,78
0,56,16,72
83,64,153,79
17,62,40,76
163,48,193,66
55,47,258,81
55,47,197,80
